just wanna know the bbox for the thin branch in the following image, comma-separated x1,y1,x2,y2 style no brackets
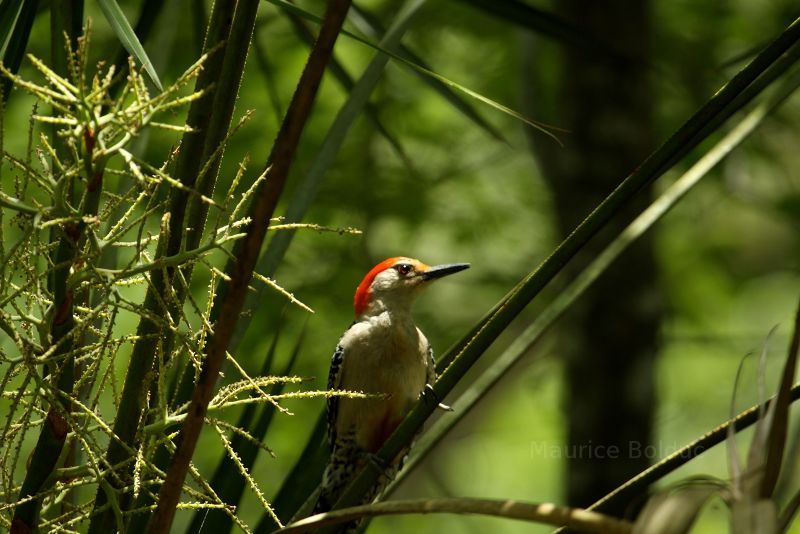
0,191,39,215
278,498,633,534
146,0,353,532
567,383,800,527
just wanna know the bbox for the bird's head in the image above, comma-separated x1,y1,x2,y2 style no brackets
353,257,470,318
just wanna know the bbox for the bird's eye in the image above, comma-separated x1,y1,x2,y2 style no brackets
395,263,413,276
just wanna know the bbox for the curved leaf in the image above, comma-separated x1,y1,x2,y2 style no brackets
109,0,166,98
634,483,722,534
265,0,562,143
97,0,162,90
348,3,506,143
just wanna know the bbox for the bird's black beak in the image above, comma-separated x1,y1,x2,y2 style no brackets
420,263,470,281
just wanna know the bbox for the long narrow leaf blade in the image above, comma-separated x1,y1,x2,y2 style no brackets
759,297,800,496
109,0,166,98
349,3,506,143
0,0,23,54
229,0,429,356
97,0,163,90
1,0,36,101
265,0,562,142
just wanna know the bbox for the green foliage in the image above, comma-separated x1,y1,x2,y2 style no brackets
0,2,798,534
0,28,327,532
96,0,162,90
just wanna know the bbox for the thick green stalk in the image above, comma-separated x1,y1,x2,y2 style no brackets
86,217,173,534
126,2,258,520
87,2,237,532
122,3,261,531
48,0,83,79
181,0,260,285
13,130,104,531
163,2,258,377
0,0,37,102
226,0,428,359
163,0,258,409
11,9,84,531
322,15,800,523
146,1,352,531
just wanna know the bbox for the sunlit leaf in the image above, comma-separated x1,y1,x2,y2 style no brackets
633,482,722,534
265,0,562,143
97,0,163,90
108,0,167,98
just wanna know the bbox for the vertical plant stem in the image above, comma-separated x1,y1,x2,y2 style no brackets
126,1,261,529
87,2,238,532
48,0,83,79
13,123,103,533
146,1,352,531
227,0,426,358
10,11,84,531
181,0,261,290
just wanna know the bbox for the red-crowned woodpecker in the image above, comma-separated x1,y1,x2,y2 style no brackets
315,257,469,517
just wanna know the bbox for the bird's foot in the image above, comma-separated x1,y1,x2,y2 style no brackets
423,383,454,412
365,452,388,472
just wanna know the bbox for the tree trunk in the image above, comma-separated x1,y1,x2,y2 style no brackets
523,0,662,515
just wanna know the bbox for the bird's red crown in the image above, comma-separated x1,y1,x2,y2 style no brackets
353,257,427,316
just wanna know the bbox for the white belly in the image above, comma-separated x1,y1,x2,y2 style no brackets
336,313,429,452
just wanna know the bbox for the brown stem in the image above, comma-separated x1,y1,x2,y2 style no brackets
145,0,353,532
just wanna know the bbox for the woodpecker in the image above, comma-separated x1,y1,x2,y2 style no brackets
315,257,469,518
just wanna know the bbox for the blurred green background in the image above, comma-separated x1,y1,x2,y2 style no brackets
2,0,799,532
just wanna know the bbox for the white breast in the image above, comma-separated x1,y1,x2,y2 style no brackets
335,312,429,451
